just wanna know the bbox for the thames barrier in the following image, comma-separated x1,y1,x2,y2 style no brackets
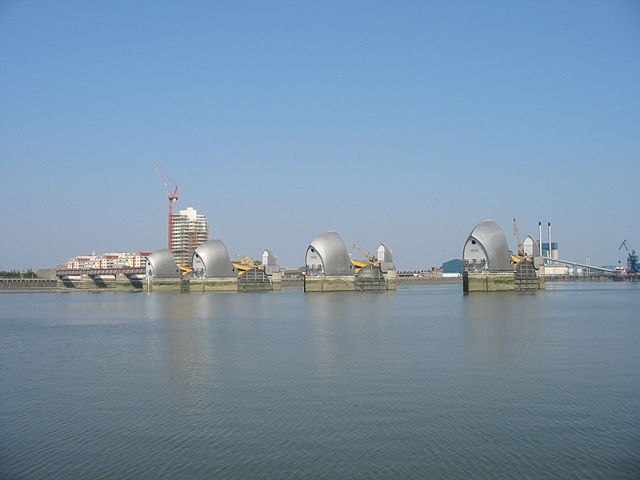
6,220,635,294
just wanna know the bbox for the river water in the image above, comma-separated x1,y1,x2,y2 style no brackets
1,283,638,479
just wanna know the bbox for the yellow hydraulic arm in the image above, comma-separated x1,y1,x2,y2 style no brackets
350,259,370,269
233,254,264,275
511,255,533,264
352,243,380,266
178,265,193,275
235,254,261,267
232,263,252,274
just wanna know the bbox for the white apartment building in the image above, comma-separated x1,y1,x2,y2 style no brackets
171,207,209,267
67,254,98,270
66,252,150,270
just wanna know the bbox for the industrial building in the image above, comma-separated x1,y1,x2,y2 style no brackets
542,242,559,260
441,259,464,274
170,207,209,268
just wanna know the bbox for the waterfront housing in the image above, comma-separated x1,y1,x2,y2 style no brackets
65,252,150,270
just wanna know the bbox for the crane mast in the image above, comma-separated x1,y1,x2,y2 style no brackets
235,254,261,267
512,218,524,257
153,162,179,252
352,243,378,263
618,239,630,253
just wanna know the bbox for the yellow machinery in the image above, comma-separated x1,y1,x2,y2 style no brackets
178,265,193,275
233,254,264,275
350,259,370,270
510,219,534,264
511,255,533,264
352,243,380,265
232,263,252,273
236,254,261,267
350,243,381,273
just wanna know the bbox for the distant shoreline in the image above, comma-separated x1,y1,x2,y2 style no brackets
3,275,630,293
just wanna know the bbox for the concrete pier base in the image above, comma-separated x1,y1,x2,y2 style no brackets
463,270,545,292
189,278,239,293
463,272,516,292
270,273,283,291
146,278,185,292
383,270,398,290
149,275,282,293
304,275,357,292
304,274,396,292
55,272,305,293
535,266,546,289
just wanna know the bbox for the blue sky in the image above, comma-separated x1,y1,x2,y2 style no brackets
1,0,639,270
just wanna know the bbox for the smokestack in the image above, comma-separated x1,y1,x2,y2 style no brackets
548,222,552,262
538,222,542,257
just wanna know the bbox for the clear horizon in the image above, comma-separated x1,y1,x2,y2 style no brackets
2,1,639,270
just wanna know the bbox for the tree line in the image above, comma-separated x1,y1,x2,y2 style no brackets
0,270,37,278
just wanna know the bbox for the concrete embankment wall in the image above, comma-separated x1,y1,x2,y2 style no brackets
544,275,616,282
1,278,58,289
58,278,145,291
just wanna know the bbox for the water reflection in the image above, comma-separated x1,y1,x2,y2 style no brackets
462,292,545,370
58,296,148,325
146,295,217,415
304,292,397,379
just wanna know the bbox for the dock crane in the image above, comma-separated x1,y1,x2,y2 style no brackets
153,162,179,252
618,239,632,253
618,240,640,273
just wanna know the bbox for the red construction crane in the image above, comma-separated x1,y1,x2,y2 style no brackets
153,162,179,252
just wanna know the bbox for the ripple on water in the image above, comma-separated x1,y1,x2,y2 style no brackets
1,285,639,479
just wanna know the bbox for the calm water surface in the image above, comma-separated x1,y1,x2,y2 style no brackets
1,283,639,479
